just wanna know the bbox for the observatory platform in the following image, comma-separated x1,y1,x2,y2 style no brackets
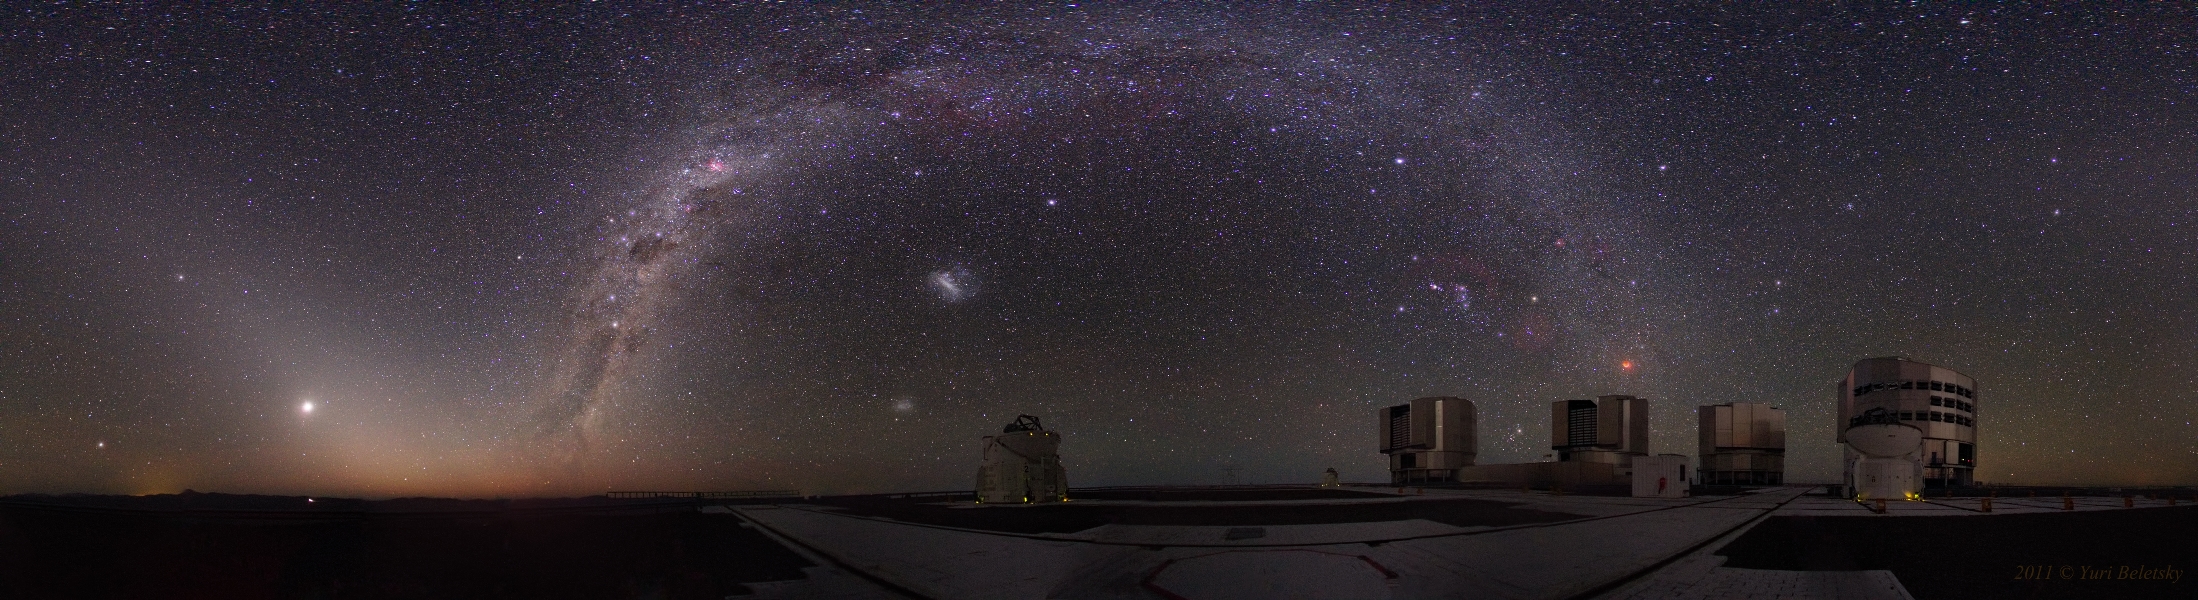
715,486,2196,600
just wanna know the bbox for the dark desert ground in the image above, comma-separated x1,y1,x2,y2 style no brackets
6,487,2195,599
0,492,811,600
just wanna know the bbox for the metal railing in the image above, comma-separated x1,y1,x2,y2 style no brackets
605,490,802,499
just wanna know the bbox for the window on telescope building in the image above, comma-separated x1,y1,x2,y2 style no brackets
1930,397,1941,406
1929,381,1942,391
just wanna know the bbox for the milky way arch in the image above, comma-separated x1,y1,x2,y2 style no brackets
521,5,1651,480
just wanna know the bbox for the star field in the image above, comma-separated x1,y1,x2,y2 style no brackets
2,4,2194,497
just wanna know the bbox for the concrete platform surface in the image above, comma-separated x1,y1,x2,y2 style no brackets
733,486,2198,599
735,488,1814,599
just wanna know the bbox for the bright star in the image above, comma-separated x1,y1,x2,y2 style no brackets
301,401,315,414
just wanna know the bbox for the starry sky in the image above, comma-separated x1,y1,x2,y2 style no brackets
4,4,2194,498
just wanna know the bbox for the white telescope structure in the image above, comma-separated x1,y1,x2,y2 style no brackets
975,414,1069,503
1837,357,1980,499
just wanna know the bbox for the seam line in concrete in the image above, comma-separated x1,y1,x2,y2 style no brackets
768,489,1787,549
1567,487,1814,600
730,507,933,600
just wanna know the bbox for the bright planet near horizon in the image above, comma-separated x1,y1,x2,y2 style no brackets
1,4,2194,499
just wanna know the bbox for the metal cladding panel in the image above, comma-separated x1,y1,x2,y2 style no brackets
1713,405,1733,448
1429,399,1447,450
1377,406,1390,452
1698,408,1718,456
1899,358,1931,383
1409,397,1436,449
1701,402,1786,451
1844,357,1979,447
1380,404,1413,452
1762,406,1786,449
1634,399,1652,454
1596,399,1622,447
1550,401,1569,450
1432,397,1478,461
1731,403,1753,448
1590,395,1649,453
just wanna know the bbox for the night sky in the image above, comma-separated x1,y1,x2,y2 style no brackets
4,4,2194,498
